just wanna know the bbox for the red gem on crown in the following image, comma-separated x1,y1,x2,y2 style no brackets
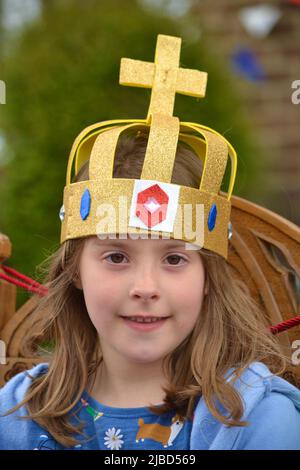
136,184,169,228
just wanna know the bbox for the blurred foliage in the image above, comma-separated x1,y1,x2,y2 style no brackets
0,0,263,309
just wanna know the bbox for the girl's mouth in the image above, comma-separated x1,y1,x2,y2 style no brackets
120,316,170,332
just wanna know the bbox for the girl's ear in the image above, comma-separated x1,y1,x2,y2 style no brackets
74,272,83,290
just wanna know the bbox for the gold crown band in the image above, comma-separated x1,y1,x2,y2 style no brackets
61,179,230,258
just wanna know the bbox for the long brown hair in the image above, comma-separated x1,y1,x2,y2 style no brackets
2,131,289,448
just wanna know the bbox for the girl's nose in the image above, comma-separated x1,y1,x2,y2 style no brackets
129,270,160,301
130,286,160,301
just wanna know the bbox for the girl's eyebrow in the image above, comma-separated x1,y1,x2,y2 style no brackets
93,240,187,250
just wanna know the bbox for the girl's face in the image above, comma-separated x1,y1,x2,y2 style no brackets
77,236,206,366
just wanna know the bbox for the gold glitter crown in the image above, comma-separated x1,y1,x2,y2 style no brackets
60,34,237,258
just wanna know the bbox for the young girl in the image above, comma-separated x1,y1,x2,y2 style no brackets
1,132,300,450
1,34,300,450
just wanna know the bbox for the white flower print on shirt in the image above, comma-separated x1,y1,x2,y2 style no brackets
104,427,124,450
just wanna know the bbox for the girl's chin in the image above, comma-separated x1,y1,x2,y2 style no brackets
118,350,167,365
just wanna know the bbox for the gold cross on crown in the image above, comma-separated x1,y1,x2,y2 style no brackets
119,34,208,120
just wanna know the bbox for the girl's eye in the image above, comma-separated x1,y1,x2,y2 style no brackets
104,252,187,265
165,254,187,265
105,252,127,264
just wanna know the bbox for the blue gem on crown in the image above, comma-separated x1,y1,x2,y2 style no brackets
208,204,217,232
80,188,91,221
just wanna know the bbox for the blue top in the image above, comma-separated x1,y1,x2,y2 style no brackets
0,361,300,450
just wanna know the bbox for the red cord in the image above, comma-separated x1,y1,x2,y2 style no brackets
0,264,48,296
269,316,300,335
1,264,300,334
